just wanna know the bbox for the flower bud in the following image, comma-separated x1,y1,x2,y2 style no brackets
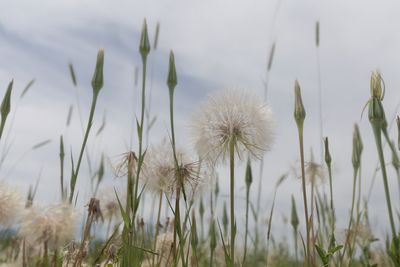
91,49,104,94
167,50,177,91
352,124,363,171
290,195,299,230
294,80,306,129
324,137,332,166
139,19,150,59
245,159,252,187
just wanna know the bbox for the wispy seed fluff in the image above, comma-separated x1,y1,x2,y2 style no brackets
0,182,23,226
19,203,76,249
144,140,205,197
192,89,274,163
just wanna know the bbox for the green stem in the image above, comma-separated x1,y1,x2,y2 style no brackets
372,125,397,238
132,57,147,223
69,92,98,203
297,128,310,266
327,163,335,231
229,139,235,265
242,184,250,265
341,168,357,261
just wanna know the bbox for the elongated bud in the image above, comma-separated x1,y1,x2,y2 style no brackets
222,202,228,236
352,124,363,171
1,80,13,122
167,50,177,92
199,197,204,219
315,21,320,47
324,137,331,166
370,71,384,100
267,42,276,72
153,22,160,50
294,80,306,129
368,72,387,129
290,195,299,230
60,135,65,158
245,158,252,186
91,49,104,94
139,19,150,59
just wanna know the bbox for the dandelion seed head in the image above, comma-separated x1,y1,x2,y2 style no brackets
144,140,206,197
19,203,77,249
0,182,23,226
191,89,274,164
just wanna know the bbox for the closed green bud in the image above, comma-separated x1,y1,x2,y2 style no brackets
368,96,387,129
324,137,331,166
139,19,150,59
315,21,320,47
167,50,177,91
294,80,306,129
352,124,363,171
245,158,252,187
290,195,299,230
91,49,104,94
153,22,160,50
222,202,228,237
199,197,204,218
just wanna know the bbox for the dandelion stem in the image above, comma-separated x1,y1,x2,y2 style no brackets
229,139,235,265
297,129,310,266
372,125,396,238
69,92,99,203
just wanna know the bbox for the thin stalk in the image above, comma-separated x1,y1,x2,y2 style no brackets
152,190,163,265
372,126,396,238
69,92,99,203
132,57,147,223
229,139,235,265
341,168,357,260
242,181,250,265
297,129,310,266
326,162,335,231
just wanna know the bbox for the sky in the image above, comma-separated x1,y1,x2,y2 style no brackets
1,0,400,243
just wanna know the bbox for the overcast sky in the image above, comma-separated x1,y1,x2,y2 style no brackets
1,0,400,242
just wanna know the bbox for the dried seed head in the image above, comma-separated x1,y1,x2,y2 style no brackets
139,19,150,59
0,182,23,226
192,89,274,163
294,80,306,129
91,49,104,94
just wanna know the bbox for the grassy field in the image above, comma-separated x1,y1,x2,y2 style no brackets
0,17,400,267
